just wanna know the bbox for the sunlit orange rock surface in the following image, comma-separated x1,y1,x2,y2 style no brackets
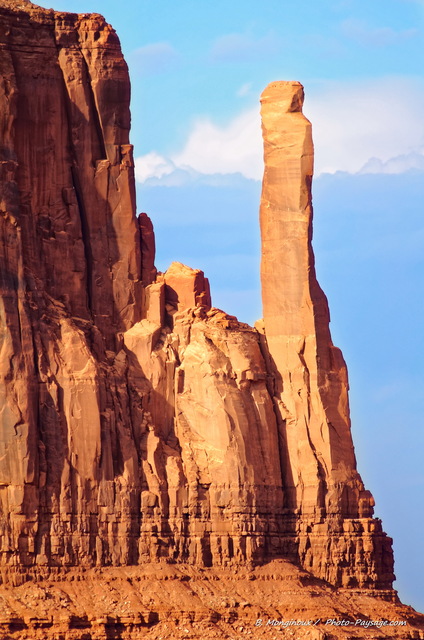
259,81,393,588
0,1,423,639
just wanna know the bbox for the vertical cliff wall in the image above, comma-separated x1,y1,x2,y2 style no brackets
0,0,144,578
0,1,394,592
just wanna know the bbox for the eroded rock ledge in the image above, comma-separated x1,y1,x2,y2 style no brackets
0,0,394,598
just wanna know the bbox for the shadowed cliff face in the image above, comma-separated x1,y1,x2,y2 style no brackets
0,1,394,592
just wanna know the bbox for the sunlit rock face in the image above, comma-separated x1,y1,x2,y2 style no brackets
0,0,142,580
259,80,394,588
0,1,394,594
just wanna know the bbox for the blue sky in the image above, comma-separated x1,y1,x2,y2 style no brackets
39,0,424,612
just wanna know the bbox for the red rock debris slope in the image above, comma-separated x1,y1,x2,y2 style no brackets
0,1,423,638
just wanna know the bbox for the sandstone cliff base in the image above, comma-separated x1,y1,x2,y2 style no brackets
0,562,423,640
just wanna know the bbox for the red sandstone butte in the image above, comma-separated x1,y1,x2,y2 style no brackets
0,2,423,638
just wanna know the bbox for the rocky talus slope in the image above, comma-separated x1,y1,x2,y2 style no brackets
0,1,423,638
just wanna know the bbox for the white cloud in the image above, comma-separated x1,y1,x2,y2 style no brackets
171,109,263,180
340,19,418,47
135,152,176,182
129,42,180,76
305,77,424,174
134,153,259,187
135,77,424,183
237,82,253,97
359,151,424,174
210,31,280,63
332,0,354,7
301,33,346,59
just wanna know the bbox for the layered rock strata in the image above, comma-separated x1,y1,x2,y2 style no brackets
0,561,424,640
0,0,394,595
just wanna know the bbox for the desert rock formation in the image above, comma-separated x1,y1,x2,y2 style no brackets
0,1,423,639
0,0,393,587
259,81,394,589
0,0,142,580
0,561,422,640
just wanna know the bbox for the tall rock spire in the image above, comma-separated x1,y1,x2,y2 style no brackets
260,81,360,514
259,81,394,588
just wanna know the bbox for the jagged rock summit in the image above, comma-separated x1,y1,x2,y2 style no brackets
0,2,423,639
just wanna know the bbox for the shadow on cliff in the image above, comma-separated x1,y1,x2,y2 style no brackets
255,331,300,564
6,51,144,567
123,342,191,562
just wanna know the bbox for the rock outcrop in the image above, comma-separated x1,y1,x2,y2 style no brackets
0,0,142,580
0,0,395,606
0,561,423,640
259,81,394,588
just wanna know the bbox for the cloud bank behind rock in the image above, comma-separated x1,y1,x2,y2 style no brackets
136,76,424,183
